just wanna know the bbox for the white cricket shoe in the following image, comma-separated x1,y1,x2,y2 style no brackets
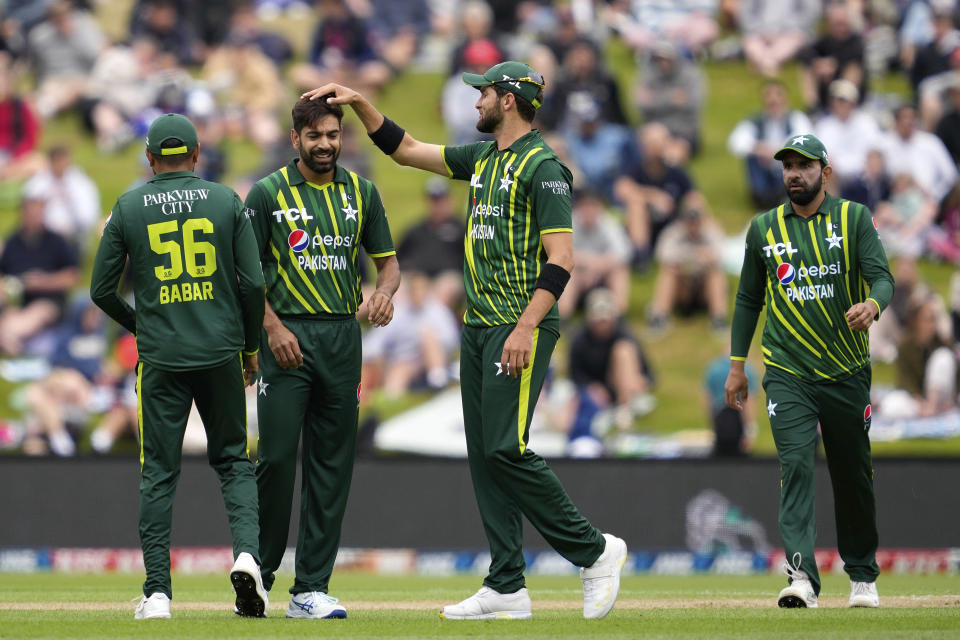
134,592,171,619
581,533,628,619
849,580,879,608
778,562,818,608
286,591,347,619
230,552,268,617
440,586,532,620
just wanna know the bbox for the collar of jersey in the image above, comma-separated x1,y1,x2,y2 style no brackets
149,170,196,182
783,191,838,217
286,159,350,188
497,129,542,154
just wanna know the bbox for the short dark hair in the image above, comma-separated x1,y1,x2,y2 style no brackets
292,95,343,134
492,85,541,123
153,137,191,168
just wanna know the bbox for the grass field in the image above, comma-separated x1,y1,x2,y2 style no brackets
2,572,959,638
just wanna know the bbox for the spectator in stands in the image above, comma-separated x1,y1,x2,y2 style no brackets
908,1,959,97
560,94,636,203
88,332,140,454
361,271,459,396
0,0,51,60
560,189,632,319
879,292,958,419
567,288,654,452
648,192,728,333
203,35,284,149
813,79,882,190
21,302,108,457
800,2,866,114
82,37,160,152
878,104,958,203
636,40,705,159
360,0,431,75
704,349,756,456
0,57,44,182
875,171,939,258
129,0,203,65
870,256,925,364
442,38,501,145
536,38,628,132
21,146,100,248
727,80,813,210
290,0,392,95
934,73,960,163
615,123,696,267
447,0,507,76
930,181,960,263
841,148,891,211
27,0,104,119
395,177,466,308
0,193,79,355
738,0,821,77
225,1,294,66
603,0,721,58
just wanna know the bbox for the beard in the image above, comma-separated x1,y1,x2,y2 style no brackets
299,144,339,175
786,171,822,206
476,104,503,134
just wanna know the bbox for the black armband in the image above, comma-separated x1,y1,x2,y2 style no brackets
534,263,571,300
368,117,405,155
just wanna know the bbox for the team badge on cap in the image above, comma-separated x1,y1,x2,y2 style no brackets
777,263,796,285
288,229,309,252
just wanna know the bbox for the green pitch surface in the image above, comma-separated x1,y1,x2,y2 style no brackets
2,572,959,639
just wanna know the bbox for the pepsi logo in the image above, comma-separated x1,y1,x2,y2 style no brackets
863,404,872,422
777,263,796,285
288,229,309,252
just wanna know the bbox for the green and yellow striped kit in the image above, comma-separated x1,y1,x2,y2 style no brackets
441,130,573,331
244,160,395,316
732,193,894,382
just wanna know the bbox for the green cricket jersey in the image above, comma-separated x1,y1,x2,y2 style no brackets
442,130,573,332
731,192,894,382
244,160,395,316
90,170,265,370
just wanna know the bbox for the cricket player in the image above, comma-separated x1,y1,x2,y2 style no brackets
90,114,268,619
724,134,894,608
247,96,400,619
304,61,627,620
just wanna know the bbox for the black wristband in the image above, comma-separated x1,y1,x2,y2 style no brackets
368,117,405,155
534,263,571,300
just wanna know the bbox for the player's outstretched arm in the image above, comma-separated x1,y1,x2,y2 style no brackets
302,83,448,176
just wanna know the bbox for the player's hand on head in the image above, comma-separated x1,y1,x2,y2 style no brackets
265,322,304,369
301,83,359,105
367,290,394,327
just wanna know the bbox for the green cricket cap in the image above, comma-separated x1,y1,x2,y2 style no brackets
462,61,544,108
145,113,198,156
773,133,829,165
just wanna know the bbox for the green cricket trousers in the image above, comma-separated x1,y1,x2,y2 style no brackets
460,324,606,594
763,365,880,595
255,314,361,595
137,356,260,599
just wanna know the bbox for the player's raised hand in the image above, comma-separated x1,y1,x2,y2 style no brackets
724,362,749,410
845,301,878,332
367,290,394,327
301,83,360,105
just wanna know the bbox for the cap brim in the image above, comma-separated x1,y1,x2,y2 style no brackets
773,146,821,162
462,72,491,87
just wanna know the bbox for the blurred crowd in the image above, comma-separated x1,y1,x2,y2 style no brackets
1,0,959,458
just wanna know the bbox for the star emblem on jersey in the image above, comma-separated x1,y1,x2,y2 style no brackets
826,233,843,249
498,175,514,191
341,204,358,221
791,135,808,145
767,399,778,417
258,378,269,396
494,362,511,376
